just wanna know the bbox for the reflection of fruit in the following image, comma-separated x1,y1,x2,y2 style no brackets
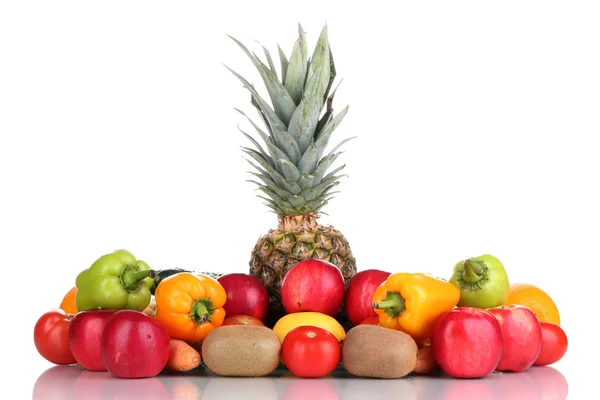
535,322,568,366
488,369,540,399
413,375,496,400
161,376,203,400
102,377,170,400
59,287,78,314
343,378,417,400
487,305,542,372
202,377,279,400
32,366,83,400
284,378,341,400
506,283,560,325
528,366,569,399
71,370,112,400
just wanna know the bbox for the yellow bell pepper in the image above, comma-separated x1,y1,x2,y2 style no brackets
372,273,460,340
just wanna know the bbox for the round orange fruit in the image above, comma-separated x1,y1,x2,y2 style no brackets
506,283,560,325
59,286,78,314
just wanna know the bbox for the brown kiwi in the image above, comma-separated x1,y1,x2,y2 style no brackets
201,325,281,377
341,324,418,378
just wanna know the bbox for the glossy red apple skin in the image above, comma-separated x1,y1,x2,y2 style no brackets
281,259,345,317
431,307,503,379
487,305,542,372
68,309,117,371
217,273,269,322
344,269,391,326
101,310,170,379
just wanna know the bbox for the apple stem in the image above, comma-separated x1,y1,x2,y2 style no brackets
373,291,406,318
190,298,216,325
462,258,485,285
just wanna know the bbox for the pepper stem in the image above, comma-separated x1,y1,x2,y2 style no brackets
462,258,485,284
121,266,156,291
373,291,406,318
190,298,216,325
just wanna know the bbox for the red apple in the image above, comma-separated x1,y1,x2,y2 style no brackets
281,259,345,317
217,273,269,321
101,310,170,379
431,307,503,378
487,305,542,372
69,309,117,371
344,269,391,326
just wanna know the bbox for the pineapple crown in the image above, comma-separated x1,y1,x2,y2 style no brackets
226,24,354,216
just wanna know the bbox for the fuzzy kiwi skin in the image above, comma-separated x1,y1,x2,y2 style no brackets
342,324,418,378
201,325,281,377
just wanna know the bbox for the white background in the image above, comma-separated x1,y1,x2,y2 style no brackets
1,1,598,398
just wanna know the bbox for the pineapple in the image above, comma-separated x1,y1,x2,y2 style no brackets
227,24,357,323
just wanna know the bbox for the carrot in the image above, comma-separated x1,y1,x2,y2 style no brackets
413,345,439,375
166,338,202,372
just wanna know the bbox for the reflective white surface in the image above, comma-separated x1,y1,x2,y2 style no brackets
31,363,568,400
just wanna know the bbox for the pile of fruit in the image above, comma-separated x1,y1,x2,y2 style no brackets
33,24,567,381
34,249,567,380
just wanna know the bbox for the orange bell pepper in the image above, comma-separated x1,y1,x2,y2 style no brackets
154,272,227,342
372,273,460,340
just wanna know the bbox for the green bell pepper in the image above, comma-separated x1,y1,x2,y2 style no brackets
449,254,510,309
75,249,156,312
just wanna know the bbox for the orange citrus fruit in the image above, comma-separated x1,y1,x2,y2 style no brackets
59,286,78,314
506,283,560,325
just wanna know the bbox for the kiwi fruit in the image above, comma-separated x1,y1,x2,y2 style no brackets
201,325,281,377
342,324,418,378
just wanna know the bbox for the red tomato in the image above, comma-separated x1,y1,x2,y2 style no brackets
281,326,341,378
359,316,379,325
221,315,265,327
34,309,77,365
534,322,568,366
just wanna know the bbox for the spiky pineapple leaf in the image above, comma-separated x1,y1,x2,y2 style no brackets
228,36,296,125
225,65,285,132
239,127,275,169
287,99,315,153
297,142,318,175
243,151,286,187
300,188,318,202
284,24,308,105
269,124,302,164
312,151,342,184
315,105,349,157
234,108,272,145
281,179,302,195
278,158,301,181
278,44,289,84
287,195,307,207
298,174,315,190
249,180,292,199
260,43,278,80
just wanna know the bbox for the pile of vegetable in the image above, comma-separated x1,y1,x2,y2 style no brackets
34,249,568,380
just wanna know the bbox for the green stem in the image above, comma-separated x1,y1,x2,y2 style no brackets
462,258,485,285
190,298,216,325
121,267,156,291
373,291,406,318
